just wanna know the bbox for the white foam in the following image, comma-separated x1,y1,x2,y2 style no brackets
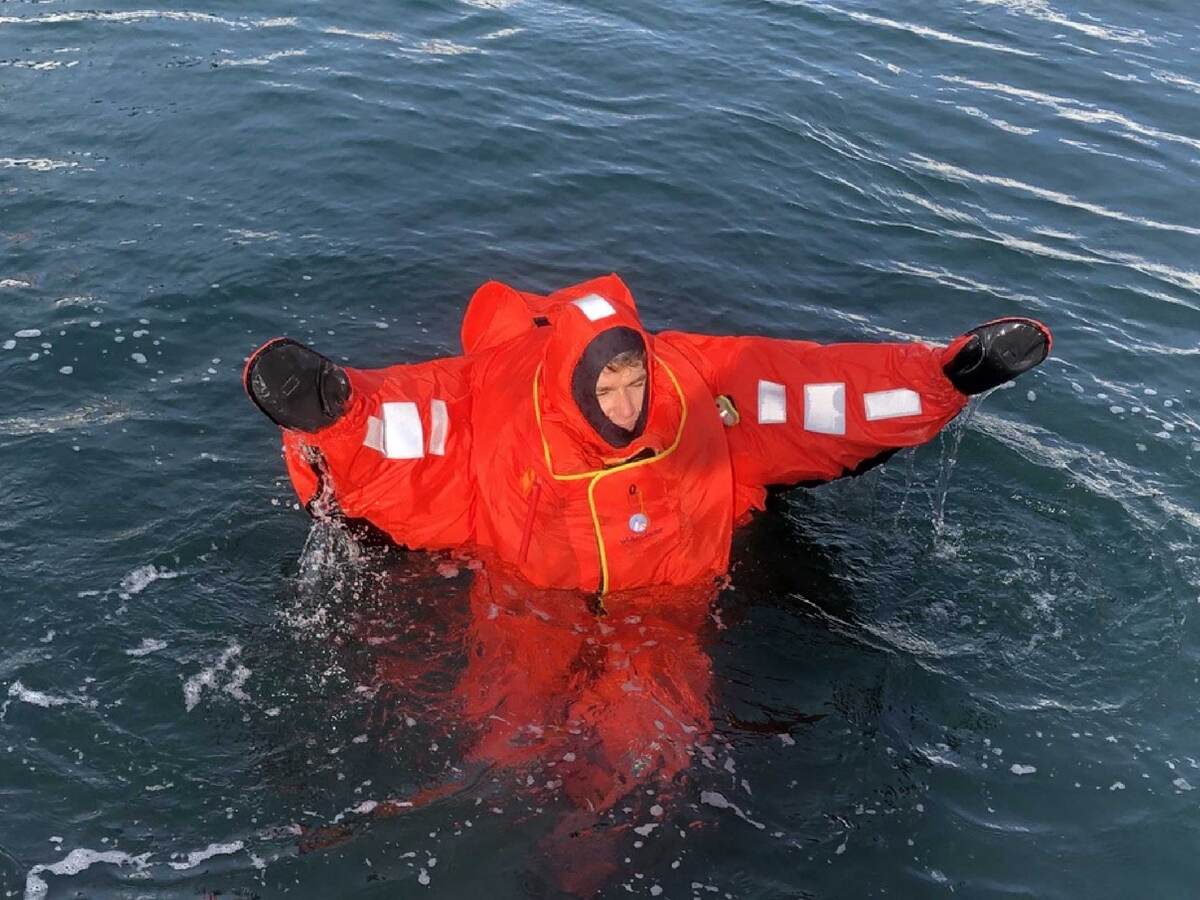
699,790,766,829
319,25,479,55
824,4,1038,56
331,799,387,823
15,329,42,338
219,49,306,67
224,663,252,702
226,228,284,240
167,840,243,871
0,10,292,29
7,681,71,708
953,103,1037,135
131,352,147,364
0,402,130,436
124,638,167,657
1153,70,1200,95
0,158,77,172
1,279,33,289
183,643,246,712
0,58,71,70
967,0,1153,46
481,26,523,39
118,564,178,598
25,848,151,899
415,39,478,56
1010,763,1037,775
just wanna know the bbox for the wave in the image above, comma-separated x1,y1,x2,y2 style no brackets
938,75,1200,156
947,102,1038,135
972,412,1199,535
766,0,1038,56
320,26,480,56
966,0,1155,47
0,10,295,29
907,153,1200,237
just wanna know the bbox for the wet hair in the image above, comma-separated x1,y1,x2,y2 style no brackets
604,349,646,371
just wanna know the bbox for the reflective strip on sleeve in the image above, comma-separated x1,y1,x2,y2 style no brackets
571,293,617,322
757,380,787,425
429,399,448,456
863,388,922,421
363,415,384,453
381,401,424,459
804,383,846,435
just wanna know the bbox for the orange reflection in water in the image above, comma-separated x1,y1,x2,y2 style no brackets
372,563,719,896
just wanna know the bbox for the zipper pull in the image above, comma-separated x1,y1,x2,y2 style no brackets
587,592,608,617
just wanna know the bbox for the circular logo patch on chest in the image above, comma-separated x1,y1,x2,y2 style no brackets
628,513,649,534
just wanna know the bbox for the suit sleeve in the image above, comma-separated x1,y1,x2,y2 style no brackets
657,330,968,511
278,356,476,549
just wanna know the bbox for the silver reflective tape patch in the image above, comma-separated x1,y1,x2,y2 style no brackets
381,401,424,459
804,383,846,435
363,415,384,453
429,399,448,456
571,293,616,322
864,388,922,421
757,380,787,425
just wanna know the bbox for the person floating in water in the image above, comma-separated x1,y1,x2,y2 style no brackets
244,274,1051,601
250,274,1050,894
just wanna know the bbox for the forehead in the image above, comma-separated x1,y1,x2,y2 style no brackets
596,362,646,387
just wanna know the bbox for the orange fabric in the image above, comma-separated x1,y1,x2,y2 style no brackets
657,331,970,518
468,276,734,592
278,358,475,549
268,274,970,591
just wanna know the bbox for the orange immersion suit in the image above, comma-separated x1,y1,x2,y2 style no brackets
267,274,976,594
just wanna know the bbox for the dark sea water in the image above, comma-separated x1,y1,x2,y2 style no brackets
2,0,1198,897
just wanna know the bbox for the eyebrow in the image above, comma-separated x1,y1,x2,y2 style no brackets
596,376,646,393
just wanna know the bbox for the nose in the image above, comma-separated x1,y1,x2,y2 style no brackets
615,389,636,422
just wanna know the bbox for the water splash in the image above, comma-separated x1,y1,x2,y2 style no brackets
931,396,982,550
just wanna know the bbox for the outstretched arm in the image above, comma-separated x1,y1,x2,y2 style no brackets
658,318,1050,515
244,338,476,549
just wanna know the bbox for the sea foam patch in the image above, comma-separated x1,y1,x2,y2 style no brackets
118,564,179,599
124,638,168,657
24,838,249,897
167,840,244,871
183,643,250,711
7,680,72,708
25,848,151,899
2,680,97,720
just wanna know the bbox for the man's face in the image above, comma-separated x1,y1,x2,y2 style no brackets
595,361,647,431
